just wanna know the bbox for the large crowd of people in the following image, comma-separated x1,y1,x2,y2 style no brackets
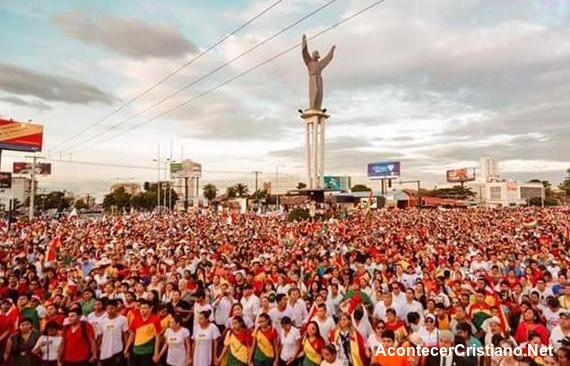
0,207,569,366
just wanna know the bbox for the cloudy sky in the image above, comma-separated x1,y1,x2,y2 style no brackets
0,0,569,196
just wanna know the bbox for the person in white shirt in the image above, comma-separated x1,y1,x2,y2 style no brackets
400,288,423,322
155,315,191,366
212,283,234,331
193,290,214,331
87,298,107,338
533,278,555,306
278,317,301,365
32,321,62,364
288,288,308,328
550,311,570,350
311,303,335,344
373,292,398,322
98,299,129,365
268,294,294,332
240,284,260,325
543,297,563,331
321,344,343,366
192,310,221,366
418,314,439,347
326,284,343,318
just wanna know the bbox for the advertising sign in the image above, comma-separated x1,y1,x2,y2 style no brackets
0,119,43,152
324,176,351,191
446,168,476,183
13,162,51,175
0,172,11,189
170,162,183,174
367,161,400,178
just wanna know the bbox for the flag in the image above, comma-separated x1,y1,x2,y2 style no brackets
45,236,61,264
523,219,538,228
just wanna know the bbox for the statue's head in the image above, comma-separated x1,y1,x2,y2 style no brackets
312,50,320,60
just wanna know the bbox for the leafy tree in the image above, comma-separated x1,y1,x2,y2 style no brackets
226,186,237,199
288,207,310,222
423,186,475,199
233,183,249,198
559,168,570,195
103,187,131,211
30,191,72,211
251,189,268,201
203,184,218,203
296,182,307,189
74,199,88,210
351,184,372,192
528,197,558,207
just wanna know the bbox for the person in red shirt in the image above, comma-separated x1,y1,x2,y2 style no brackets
59,307,97,365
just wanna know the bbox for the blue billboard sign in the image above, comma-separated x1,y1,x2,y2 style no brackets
367,161,400,178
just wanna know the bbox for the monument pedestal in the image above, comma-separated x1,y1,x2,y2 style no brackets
301,109,329,189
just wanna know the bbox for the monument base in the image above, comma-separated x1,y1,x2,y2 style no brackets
301,109,329,189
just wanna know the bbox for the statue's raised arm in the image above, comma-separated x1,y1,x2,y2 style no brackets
319,45,336,69
302,34,312,65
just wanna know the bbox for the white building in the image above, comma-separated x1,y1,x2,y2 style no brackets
479,156,499,182
468,180,544,207
0,176,32,208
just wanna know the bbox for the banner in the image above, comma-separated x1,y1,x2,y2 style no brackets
0,119,43,152
367,161,400,178
0,172,11,189
13,162,51,175
446,168,476,183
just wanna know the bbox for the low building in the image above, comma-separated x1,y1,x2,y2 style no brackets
110,183,141,195
468,181,544,207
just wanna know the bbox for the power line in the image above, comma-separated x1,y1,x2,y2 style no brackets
41,158,302,177
68,0,388,154
56,0,341,155
47,0,285,154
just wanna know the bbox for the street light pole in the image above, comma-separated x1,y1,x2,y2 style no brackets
276,167,279,211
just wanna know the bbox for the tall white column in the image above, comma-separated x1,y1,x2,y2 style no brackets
319,120,325,185
312,120,318,188
305,122,312,189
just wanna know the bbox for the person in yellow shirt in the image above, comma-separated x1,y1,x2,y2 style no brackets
559,283,570,310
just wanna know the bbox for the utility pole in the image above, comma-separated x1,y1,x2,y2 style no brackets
275,167,280,211
154,144,160,212
27,155,43,220
252,171,262,192
398,180,422,208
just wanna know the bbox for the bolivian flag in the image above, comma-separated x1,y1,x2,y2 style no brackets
302,337,324,366
253,328,276,361
223,330,252,366
469,302,492,330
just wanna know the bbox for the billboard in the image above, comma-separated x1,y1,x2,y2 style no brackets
0,172,11,189
13,162,51,175
170,162,183,174
324,176,351,191
446,168,476,183
0,119,43,152
367,161,400,178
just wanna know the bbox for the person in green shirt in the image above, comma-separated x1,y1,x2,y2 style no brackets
17,295,40,331
80,290,95,316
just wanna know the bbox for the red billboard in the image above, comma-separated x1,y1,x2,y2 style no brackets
0,119,43,152
446,168,476,183
13,162,51,175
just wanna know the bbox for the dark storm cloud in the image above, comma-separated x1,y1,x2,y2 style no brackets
0,62,117,105
0,96,52,111
50,11,197,59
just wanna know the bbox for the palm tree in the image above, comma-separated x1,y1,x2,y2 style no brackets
226,186,237,199
203,184,218,203
233,183,249,198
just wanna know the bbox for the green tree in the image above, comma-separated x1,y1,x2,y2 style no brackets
103,187,132,211
251,189,268,201
203,184,218,203
559,168,570,195
351,184,372,192
233,183,249,198
74,199,88,210
226,186,237,199
296,182,307,190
